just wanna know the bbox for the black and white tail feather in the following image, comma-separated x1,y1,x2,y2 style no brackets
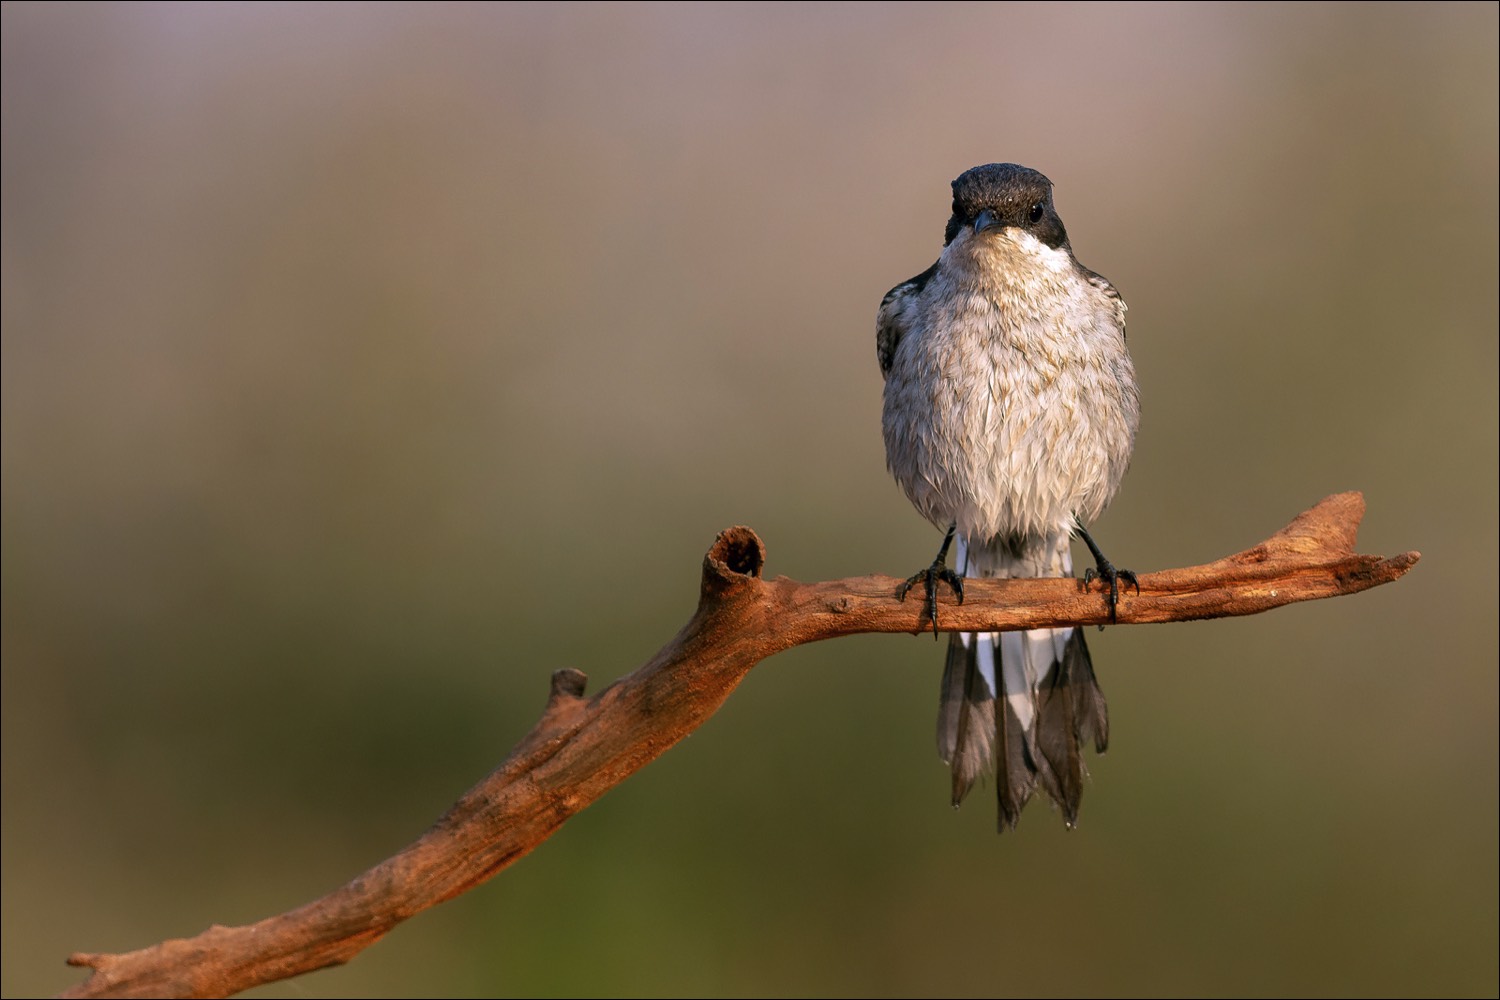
937,534,1110,831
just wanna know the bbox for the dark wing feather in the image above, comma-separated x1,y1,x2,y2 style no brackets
876,263,936,378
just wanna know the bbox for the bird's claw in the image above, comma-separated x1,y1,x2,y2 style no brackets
1083,563,1138,625
1075,520,1137,627
897,562,965,639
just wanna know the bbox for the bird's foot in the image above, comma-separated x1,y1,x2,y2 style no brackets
897,525,964,638
897,561,965,638
1076,522,1138,625
1082,561,1137,624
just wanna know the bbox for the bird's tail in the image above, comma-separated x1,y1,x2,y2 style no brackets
937,534,1110,830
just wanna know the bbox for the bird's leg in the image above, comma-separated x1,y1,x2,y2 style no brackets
896,523,965,638
1076,519,1137,624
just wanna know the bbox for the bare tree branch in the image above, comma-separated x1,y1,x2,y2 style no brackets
60,492,1418,999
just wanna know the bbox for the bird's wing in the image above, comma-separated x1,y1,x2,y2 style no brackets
876,263,936,379
1078,264,1129,340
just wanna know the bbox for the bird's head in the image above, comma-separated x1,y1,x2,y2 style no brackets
944,163,1071,254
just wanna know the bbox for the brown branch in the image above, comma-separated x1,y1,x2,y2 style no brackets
61,492,1418,999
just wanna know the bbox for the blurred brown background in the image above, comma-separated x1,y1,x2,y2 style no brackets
3,3,1496,997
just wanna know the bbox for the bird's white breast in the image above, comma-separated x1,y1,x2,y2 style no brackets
882,229,1139,545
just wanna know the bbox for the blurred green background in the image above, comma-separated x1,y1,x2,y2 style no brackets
3,4,1495,997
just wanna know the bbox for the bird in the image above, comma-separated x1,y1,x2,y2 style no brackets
877,163,1140,831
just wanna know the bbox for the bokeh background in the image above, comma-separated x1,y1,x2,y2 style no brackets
3,3,1496,997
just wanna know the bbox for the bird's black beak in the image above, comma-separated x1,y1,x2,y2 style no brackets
973,209,1002,234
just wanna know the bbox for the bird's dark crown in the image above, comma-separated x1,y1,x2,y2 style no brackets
944,163,1069,251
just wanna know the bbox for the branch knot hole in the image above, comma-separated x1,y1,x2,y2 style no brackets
549,668,588,701
707,526,765,579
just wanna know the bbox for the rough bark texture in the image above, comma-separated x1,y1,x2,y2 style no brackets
61,492,1418,999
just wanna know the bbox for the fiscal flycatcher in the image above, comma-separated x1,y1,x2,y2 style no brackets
879,163,1140,831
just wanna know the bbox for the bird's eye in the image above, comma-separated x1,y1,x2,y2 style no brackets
1028,202,1045,224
